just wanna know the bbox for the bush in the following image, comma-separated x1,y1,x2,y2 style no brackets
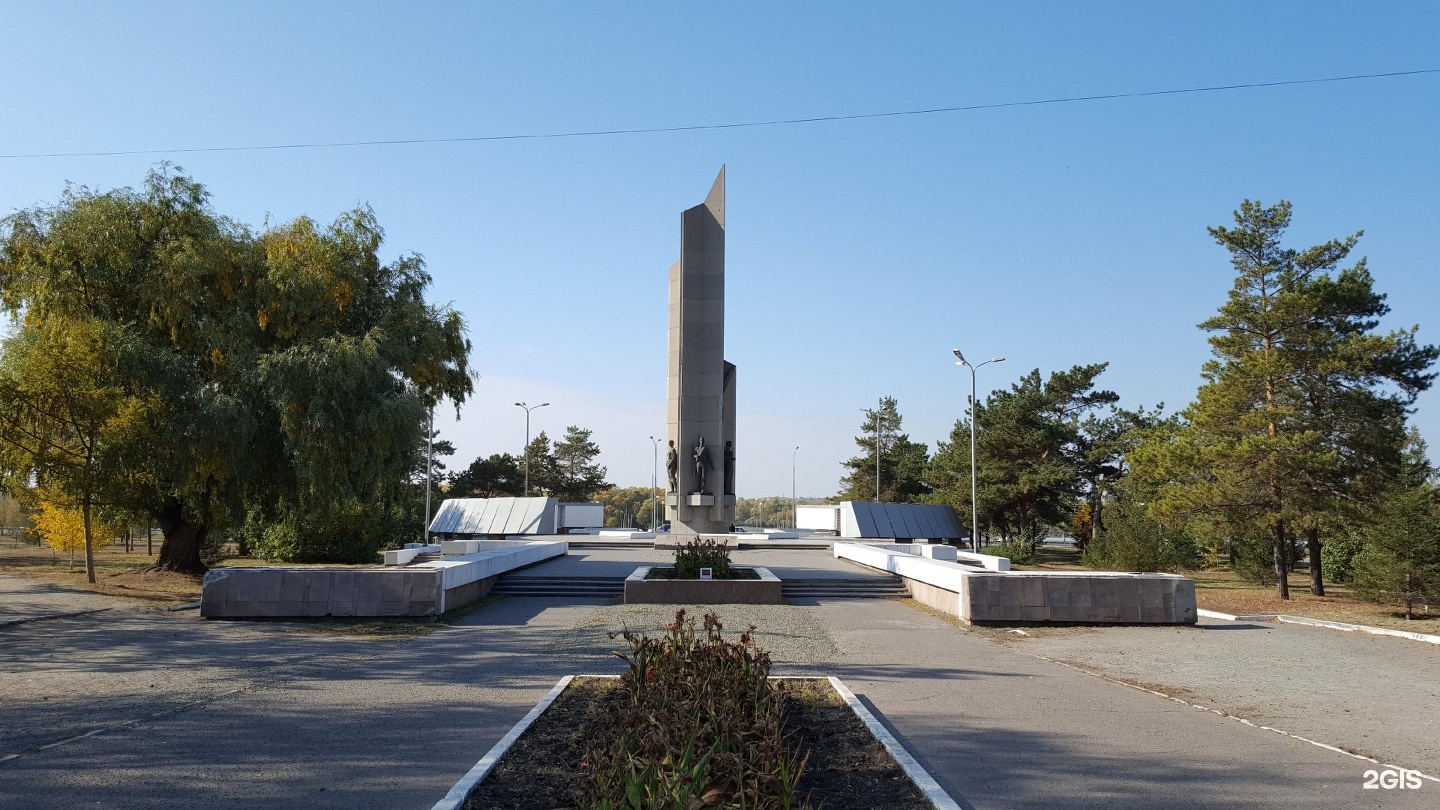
1351,487,1440,620
1320,530,1366,584
580,610,811,809
1228,531,1278,585
1084,507,1198,573
673,536,734,579
248,498,411,563
988,539,1036,565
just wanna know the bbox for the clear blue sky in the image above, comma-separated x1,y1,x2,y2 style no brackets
3,2,1438,498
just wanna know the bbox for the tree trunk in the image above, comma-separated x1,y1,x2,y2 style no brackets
1306,526,1324,596
152,500,209,575
81,497,97,584
1272,520,1290,600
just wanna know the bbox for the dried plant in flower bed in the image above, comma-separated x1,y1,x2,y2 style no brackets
462,611,933,810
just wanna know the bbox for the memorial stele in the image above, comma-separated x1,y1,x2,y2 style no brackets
664,167,736,534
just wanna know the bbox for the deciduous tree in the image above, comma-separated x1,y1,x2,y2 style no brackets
0,168,473,574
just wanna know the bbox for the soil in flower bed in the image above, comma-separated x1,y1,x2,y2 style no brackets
462,677,932,810
643,565,761,580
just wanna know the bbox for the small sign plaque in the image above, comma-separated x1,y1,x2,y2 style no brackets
699,567,713,580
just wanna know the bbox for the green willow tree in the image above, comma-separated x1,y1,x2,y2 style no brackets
0,168,473,574
837,397,930,503
1134,201,1434,598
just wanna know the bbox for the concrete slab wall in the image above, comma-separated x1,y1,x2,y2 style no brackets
834,542,1197,625
201,540,568,619
201,568,443,619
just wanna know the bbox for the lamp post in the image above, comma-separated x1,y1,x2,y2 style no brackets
953,350,1004,550
424,404,434,545
649,435,659,530
515,401,549,496
791,445,800,528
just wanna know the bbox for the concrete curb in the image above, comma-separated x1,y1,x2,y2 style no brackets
430,675,574,810
1275,614,1440,645
0,608,110,629
826,676,962,810
434,674,960,809
1196,608,1277,622
1198,607,1440,644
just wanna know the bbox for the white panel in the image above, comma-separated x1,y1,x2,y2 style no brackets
796,505,840,532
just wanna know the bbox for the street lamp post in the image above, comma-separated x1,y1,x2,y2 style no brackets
514,401,550,496
649,436,659,530
424,404,434,545
953,350,1004,550
791,445,800,528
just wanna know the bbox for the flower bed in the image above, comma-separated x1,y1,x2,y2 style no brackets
453,611,940,810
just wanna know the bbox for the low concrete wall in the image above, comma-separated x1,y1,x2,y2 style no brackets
835,542,1196,625
202,540,567,619
962,571,1196,623
624,566,783,605
201,568,444,619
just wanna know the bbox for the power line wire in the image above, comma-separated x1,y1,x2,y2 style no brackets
4,68,1437,160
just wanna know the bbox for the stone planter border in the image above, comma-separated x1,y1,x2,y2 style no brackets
623,565,783,604
430,674,960,810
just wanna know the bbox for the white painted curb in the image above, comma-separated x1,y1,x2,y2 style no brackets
434,674,960,809
1275,615,1440,645
1196,608,1276,622
827,676,961,810
1197,607,1440,645
431,675,574,810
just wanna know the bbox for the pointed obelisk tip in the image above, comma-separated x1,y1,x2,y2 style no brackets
705,164,725,226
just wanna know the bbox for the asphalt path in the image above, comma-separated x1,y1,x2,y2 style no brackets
1,572,1434,809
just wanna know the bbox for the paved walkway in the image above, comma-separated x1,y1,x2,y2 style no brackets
505,546,895,580
2,571,1435,809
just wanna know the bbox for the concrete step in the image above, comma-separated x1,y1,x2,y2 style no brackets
491,574,625,597
781,577,909,599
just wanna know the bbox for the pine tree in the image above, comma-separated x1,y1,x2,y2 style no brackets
837,397,930,503
1136,201,1435,598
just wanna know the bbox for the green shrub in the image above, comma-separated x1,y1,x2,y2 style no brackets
1351,487,1440,620
1320,530,1366,584
989,539,1036,565
248,498,410,563
1229,531,1278,585
1084,507,1198,573
580,610,811,809
673,536,734,579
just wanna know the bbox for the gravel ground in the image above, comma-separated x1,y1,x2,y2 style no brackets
546,602,840,668
990,618,1440,775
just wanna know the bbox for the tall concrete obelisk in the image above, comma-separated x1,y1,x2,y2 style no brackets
666,167,736,534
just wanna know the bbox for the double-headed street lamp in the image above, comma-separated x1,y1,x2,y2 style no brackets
515,401,549,496
953,350,1004,550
